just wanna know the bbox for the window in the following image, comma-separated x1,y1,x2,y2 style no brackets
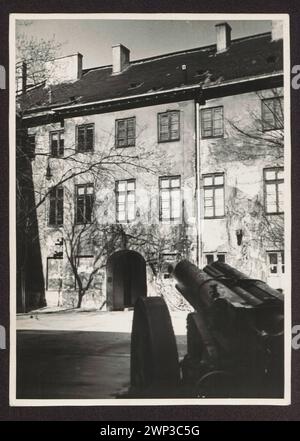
267,251,285,275
47,257,63,290
160,253,179,279
158,111,180,142
49,187,64,226
205,253,226,265
264,168,284,214
262,97,283,131
115,117,136,148
203,173,225,218
201,106,224,138
76,184,94,223
116,180,136,222
159,176,181,222
50,130,64,157
26,134,36,159
76,124,94,152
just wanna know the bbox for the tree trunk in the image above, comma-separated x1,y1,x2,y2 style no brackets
77,290,84,308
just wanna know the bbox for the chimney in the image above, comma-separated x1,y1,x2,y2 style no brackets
271,20,283,41
45,53,83,85
215,22,232,52
112,44,130,74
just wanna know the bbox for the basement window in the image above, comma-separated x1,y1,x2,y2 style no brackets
267,251,284,275
204,253,226,265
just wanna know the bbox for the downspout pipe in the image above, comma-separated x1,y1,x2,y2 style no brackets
195,92,204,268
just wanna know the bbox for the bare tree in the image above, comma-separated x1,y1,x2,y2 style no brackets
208,89,284,163
16,20,63,91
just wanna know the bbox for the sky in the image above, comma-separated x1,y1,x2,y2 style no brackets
16,18,271,70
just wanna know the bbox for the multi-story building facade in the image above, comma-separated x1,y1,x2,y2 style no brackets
17,21,285,312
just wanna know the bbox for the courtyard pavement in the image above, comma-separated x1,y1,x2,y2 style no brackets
16,308,188,400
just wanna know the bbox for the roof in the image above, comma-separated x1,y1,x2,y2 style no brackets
20,32,283,114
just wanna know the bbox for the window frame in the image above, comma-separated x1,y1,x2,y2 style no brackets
48,186,64,227
159,176,181,222
204,252,226,265
263,167,284,215
267,250,285,276
203,173,225,219
115,179,136,223
201,106,224,139
75,183,94,224
50,129,64,158
157,110,180,143
115,117,136,148
76,123,95,153
261,97,284,132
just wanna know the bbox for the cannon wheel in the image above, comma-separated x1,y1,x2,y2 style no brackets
196,370,234,398
130,296,180,398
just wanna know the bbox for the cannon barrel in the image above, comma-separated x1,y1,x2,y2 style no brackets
173,259,284,397
173,259,284,336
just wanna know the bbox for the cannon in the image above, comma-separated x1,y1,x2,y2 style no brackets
130,259,284,399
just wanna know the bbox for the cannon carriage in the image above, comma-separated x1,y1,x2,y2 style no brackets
129,259,284,399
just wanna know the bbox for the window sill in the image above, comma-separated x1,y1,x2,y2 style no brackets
201,135,224,140
158,138,180,144
115,144,136,149
265,211,284,216
204,216,225,220
262,127,283,133
75,149,94,154
116,219,136,224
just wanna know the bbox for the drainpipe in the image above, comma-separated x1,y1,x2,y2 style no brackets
195,96,203,268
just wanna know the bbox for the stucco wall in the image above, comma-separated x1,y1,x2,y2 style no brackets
29,99,198,307
199,88,284,284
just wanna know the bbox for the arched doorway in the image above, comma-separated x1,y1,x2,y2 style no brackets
106,250,147,311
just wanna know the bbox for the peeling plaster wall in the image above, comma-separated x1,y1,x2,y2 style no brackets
29,99,198,307
199,87,284,288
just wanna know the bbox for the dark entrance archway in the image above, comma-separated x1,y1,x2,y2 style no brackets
106,250,147,311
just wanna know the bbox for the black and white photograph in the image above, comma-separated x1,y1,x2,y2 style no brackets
10,13,291,405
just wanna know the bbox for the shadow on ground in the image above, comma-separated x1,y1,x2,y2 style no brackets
17,329,186,400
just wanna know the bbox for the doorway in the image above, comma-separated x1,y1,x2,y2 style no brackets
106,250,147,310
